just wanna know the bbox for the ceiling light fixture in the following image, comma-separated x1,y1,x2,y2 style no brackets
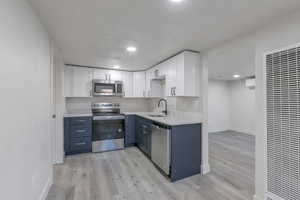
113,65,120,69
233,74,240,78
126,46,137,52
170,0,184,3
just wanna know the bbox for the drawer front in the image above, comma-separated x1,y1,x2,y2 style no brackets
70,117,92,126
70,125,91,138
141,122,152,133
70,137,91,151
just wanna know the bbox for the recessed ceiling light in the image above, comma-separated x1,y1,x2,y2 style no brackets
170,0,184,2
233,74,240,78
126,46,137,52
113,65,120,69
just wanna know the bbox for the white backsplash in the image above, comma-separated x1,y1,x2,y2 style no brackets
148,97,203,119
66,96,203,120
66,97,151,113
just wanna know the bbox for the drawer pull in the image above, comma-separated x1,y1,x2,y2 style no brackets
76,130,86,133
75,142,86,146
76,120,86,122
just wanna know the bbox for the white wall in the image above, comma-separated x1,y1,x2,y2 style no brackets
203,9,300,200
254,10,300,200
208,79,255,134
208,80,231,132
0,1,52,200
229,79,255,135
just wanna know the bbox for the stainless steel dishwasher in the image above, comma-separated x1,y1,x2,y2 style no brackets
151,123,171,175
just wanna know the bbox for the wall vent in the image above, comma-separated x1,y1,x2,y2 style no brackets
266,46,300,200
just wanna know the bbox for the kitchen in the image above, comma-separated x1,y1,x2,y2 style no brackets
63,50,204,182
2,0,300,200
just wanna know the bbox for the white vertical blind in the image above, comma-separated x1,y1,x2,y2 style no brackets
266,47,300,200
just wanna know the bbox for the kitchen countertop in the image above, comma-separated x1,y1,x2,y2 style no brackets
123,112,202,126
64,110,93,118
64,110,202,126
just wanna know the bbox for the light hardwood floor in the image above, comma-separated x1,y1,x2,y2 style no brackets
47,131,255,200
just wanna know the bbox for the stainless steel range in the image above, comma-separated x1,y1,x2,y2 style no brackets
92,103,125,152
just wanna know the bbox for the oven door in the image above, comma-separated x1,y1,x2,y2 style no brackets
92,116,125,152
93,81,116,96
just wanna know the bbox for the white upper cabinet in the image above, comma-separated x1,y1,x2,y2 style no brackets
165,57,177,97
165,52,201,97
64,66,93,97
63,51,200,99
133,71,146,97
145,67,155,97
122,71,133,97
108,70,123,81
93,69,123,81
93,68,109,80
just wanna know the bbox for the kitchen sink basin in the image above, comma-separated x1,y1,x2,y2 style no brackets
148,114,166,118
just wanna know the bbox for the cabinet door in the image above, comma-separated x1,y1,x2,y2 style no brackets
64,66,72,97
145,69,153,97
125,115,135,146
93,69,109,80
175,53,185,96
108,70,123,81
133,72,146,97
64,66,93,97
122,71,133,97
165,57,177,97
135,117,142,146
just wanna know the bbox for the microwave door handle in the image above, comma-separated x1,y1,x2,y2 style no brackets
115,82,118,95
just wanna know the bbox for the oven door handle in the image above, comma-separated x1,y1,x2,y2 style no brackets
93,116,125,121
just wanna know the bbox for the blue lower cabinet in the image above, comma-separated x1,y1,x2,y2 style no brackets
70,137,91,152
125,115,136,147
170,124,202,182
64,117,92,155
135,116,152,157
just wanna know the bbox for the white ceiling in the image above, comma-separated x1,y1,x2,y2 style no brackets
28,0,300,76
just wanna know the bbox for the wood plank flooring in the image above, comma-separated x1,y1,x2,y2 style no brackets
47,131,255,200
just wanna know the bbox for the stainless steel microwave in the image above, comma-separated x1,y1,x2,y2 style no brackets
92,79,124,97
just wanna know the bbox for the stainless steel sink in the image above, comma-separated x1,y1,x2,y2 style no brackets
148,114,166,118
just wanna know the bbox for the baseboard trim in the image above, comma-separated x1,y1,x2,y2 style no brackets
39,178,53,200
209,129,255,136
266,192,286,200
201,163,210,174
253,194,265,200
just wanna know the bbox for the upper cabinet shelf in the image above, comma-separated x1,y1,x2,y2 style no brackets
63,51,201,98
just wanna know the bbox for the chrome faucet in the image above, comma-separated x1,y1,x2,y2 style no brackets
158,99,168,116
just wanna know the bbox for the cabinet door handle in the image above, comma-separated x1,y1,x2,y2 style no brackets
174,87,176,96
143,91,145,97
75,142,86,146
76,120,86,123
76,130,86,133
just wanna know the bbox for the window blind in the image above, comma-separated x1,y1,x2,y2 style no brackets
266,47,300,200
